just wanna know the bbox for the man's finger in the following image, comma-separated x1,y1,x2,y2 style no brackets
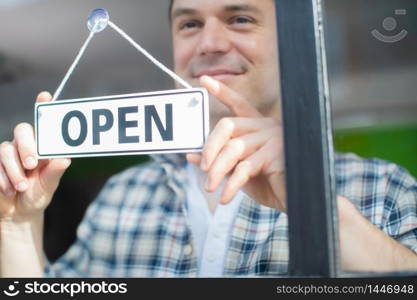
221,160,255,205
200,76,262,118
0,162,15,198
221,139,285,209
206,129,273,192
186,153,202,166
14,123,37,170
39,158,71,195
36,91,52,103
201,118,275,171
220,148,266,205
0,142,28,192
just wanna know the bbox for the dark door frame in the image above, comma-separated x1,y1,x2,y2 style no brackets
275,0,340,277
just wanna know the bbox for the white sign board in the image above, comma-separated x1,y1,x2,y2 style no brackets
35,88,209,158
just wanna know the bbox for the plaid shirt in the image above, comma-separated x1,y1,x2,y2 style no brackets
45,152,417,277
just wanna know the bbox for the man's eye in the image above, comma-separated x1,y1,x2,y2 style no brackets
231,16,254,24
180,21,200,30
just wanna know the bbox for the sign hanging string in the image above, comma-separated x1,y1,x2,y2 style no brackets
52,9,192,102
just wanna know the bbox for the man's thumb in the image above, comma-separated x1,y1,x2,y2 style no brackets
39,158,71,193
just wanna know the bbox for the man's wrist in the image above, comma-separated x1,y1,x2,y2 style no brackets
1,214,44,241
0,213,46,277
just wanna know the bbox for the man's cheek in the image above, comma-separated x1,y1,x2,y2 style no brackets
173,47,187,69
174,60,191,79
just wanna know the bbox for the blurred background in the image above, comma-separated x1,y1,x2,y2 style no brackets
0,0,416,262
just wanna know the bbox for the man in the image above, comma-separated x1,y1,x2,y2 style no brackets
0,0,416,277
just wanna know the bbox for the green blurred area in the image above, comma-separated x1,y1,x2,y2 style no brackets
334,123,417,178
64,155,150,180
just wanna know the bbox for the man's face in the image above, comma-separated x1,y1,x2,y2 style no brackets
171,0,280,123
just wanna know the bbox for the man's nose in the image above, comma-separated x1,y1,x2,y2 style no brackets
196,19,232,55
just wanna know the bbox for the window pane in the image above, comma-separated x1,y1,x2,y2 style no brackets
325,0,417,274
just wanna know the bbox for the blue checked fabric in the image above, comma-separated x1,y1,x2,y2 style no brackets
44,152,417,277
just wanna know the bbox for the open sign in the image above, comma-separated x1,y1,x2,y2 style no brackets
35,88,209,158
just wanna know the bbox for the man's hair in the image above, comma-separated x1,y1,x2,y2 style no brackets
168,0,174,21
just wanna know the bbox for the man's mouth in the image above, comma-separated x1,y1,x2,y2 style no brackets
193,69,244,81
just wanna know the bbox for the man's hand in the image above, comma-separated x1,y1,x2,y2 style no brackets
338,196,417,272
187,76,286,211
185,76,417,272
0,92,70,222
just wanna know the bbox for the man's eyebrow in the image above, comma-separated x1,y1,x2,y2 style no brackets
171,4,262,20
224,4,262,14
171,8,198,20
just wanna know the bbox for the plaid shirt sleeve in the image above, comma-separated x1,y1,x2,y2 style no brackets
381,162,417,253
44,162,164,277
336,153,417,253
44,178,113,277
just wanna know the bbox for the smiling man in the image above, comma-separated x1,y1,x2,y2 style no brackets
1,0,417,277
171,0,280,125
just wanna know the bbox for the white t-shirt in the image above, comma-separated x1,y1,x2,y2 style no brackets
185,163,243,277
